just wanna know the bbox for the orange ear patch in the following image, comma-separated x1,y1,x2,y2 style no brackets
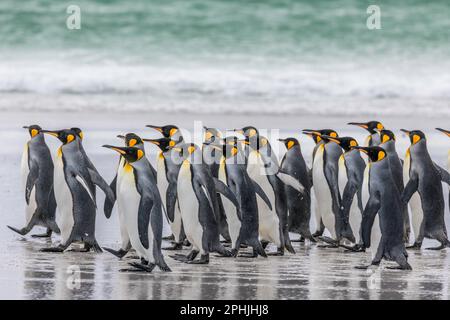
128,139,137,147
287,141,295,149
412,134,421,144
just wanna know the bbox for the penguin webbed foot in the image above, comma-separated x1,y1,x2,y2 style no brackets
341,244,365,253
40,245,66,253
162,242,183,250
406,242,422,250
187,254,209,264
170,250,199,262
425,245,446,251
162,234,175,241
386,264,412,271
317,236,339,248
127,261,156,272
7,225,29,236
103,247,129,259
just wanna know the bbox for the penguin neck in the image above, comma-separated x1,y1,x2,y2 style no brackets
381,141,396,154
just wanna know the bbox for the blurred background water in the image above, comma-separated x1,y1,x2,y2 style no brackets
0,0,449,115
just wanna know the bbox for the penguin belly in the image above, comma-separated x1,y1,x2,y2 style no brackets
370,215,381,259
247,152,281,246
116,158,130,250
177,161,206,254
53,152,74,244
403,151,423,243
218,162,241,249
313,146,335,238
338,157,360,243
119,166,154,262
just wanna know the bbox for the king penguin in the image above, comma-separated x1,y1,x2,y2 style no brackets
322,135,365,249
170,143,237,264
353,146,411,270
207,136,269,257
436,128,450,211
8,125,60,238
379,129,410,243
278,137,314,242
348,121,384,147
103,145,171,272
103,133,150,258
143,137,186,250
235,126,295,255
400,129,450,250
40,129,114,253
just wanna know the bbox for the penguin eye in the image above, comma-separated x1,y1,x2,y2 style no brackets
350,140,357,147
169,128,177,137
137,149,144,160
128,139,137,147
330,132,337,138
66,134,75,143
412,134,421,144
287,141,295,149
31,129,39,137
377,151,386,161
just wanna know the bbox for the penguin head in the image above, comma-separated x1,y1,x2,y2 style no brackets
70,127,83,140
146,124,181,140
204,126,222,143
42,129,77,145
278,138,299,150
322,136,358,152
353,146,387,163
23,125,42,138
302,129,338,144
380,129,396,144
117,133,143,147
400,129,426,145
348,121,384,134
234,126,258,138
436,128,450,138
143,137,177,152
103,145,145,163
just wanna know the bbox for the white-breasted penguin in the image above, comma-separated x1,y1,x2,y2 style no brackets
400,129,450,250
235,126,295,255
103,145,170,272
348,121,384,147
278,137,315,242
379,129,410,243
40,129,114,252
8,125,60,238
353,146,412,270
170,143,238,264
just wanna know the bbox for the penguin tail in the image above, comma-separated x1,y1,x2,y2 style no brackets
7,225,28,236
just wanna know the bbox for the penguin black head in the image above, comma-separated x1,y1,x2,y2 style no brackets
146,124,180,139
400,129,426,145
322,136,358,152
117,133,143,147
353,146,387,163
70,127,83,140
380,129,396,144
348,121,384,134
42,129,77,145
436,128,450,138
23,125,42,138
234,126,258,138
103,145,145,163
173,143,200,160
143,137,176,152
278,138,299,150
204,126,222,143
302,129,338,144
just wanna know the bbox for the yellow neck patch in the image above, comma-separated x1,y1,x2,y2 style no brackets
124,162,133,172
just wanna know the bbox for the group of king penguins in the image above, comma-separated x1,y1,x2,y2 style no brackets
8,122,450,272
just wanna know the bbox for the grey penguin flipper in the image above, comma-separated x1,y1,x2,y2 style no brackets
434,163,450,185
276,171,305,193
25,160,39,204
361,191,381,248
138,195,152,249
104,174,117,218
7,209,40,236
166,182,177,223
250,178,273,211
401,175,419,204
213,177,240,210
87,168,115,218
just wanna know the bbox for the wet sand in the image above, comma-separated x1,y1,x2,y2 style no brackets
0,111,449,300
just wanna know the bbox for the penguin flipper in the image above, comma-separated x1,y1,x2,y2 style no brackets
25,160,39,205
137,195,152,249
340,181,358,223
166,182,177,223
104,174,117,218
88,168,115,218
361,191,381,248
434,163,450,185
276,171,305,193
250,178,273,211
213,177,239,209
401,175,419,204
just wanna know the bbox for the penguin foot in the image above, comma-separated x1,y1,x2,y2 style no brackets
312,231,324,237
187,254,209,264
103,247,129,259
406,242,422,250
354,265,371,270
7,225,28,236
285,244,296,254
40,245,66,253
170,250,199,262
341,244,365,253
386,264,412,271
162,242,183,250
162,234,175,241
158,263,172,272
183,239,191,247
261,240,270,249
128,262,156,273
425,245,446,251
127,255,140,260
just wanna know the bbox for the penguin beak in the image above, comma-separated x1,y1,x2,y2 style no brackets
353,146,369,154
142,139,160,145
348,122,369,129
117,134,125,140
22,126,29,129
323,135,340,144
102,145,127,155
146,125,163,133
400,129,411,135
41,130,60,138
277,138,286,142
436,128,450,137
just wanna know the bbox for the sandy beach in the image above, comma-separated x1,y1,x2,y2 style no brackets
0,111,449,300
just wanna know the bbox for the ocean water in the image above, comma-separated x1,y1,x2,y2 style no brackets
0,0,449,115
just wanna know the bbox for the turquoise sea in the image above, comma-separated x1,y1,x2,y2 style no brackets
0,0,449,115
